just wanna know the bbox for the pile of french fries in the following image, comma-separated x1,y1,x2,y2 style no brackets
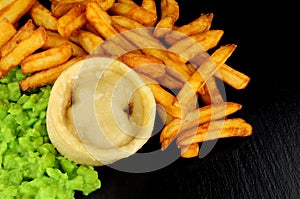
0,0,252,158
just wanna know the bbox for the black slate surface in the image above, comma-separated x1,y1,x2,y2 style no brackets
39,0,299,198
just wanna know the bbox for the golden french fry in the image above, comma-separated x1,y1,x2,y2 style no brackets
143,49,192,84
50,0,59,12
29,1,58,31
180,143,199,158
112,23,169,59
190,29,224,52
141,0,157,26
70,29,103,54
57,3,88,38
176,44,237,107
42,30,87,56
0,18,16,48
146,49,193,83
183,102,242,130
0,19,35,58
119,52,166,79
200,76,224,105
156,73,184,89
165,13,214,45
176,118,253,147
112,24,191,83
21,43,73,74
215,64,251,90
0,0,15,12
86,1,135,52
0,0,36,25
117,0,135,4
51,2,80,18
140,74,183,119
20,56,85,91
160,102,242,150
85,22,100,35
94,24,138,56
111,16,159,50
86,1,117,39
109,2,157,27
0,26,47,78
186,63,197,73
160,118,180,150
142,0,157,16
111,15,144,29
112,23,165,49
99,39,126,57
95,0,115,10
156,104,174,125
153,0,179,38
168,30,224,63
52,0,115,17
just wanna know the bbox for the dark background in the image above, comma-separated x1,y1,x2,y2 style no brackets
40,0,299,198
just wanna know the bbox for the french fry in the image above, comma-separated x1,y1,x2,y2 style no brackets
180,143,199,158
29,1,58,31
111,15,160,49
0,18,16,48
168,30,224,63
200,76,224,105
0,19,35,58
165,13,214,45
86,2,123,41
21,43,73,74
144,49,192,83
112,23,165,50
0,0,36,25
113,23,191,84
57,3,88,38
109,2,157,27
42,30,87,56
119,52,165,79
156,104,174,125
0,0,15,12
117,0,135,5
94,25,138,57
176,118,253,147
141,0,157,26
111,15,144,29
95,0,116,11
112,24,192,83
86,1,117,39
70,29,103,54
157,84,198,126
85,22,100,35
160,102,242,150
140,74,183,119
183,102,242,130
156,72,184,89
142,0,157,16
186,63,197,74
215,64,251,90
176,44,237,107
153,0,179,38
51,2,80,18
50,0,59,12
52,0,115,18
99,39,126,57
0,26,47,78
19,56,85,91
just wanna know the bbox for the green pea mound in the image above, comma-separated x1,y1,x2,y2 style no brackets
0,67,101,198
